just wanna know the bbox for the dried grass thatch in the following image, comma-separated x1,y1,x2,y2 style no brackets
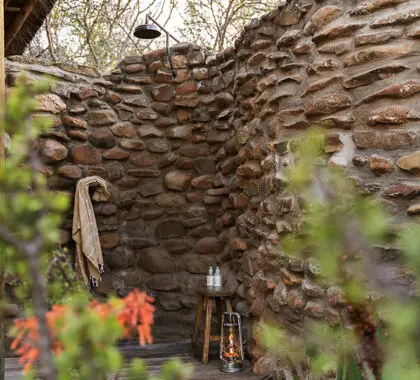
4,0,57,56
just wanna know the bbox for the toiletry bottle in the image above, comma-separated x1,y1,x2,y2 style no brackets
207,266,214,288
213,267,222,288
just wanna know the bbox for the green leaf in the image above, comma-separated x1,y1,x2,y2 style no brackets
127,358,148,380
346,353,363,380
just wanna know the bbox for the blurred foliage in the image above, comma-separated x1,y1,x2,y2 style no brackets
11,289,194,380
1,77,194,379
45,248,85,306
259,129,420,379
11,291,154,380
0,76,69,282
125,357,194,380
11,290,155,379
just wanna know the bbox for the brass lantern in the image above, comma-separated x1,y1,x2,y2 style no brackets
220,312,244,373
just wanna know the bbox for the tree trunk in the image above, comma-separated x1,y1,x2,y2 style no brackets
45,16,56,62
27,252,57,380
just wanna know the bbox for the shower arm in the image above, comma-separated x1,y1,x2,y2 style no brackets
146,14,180,43
146,14,179,79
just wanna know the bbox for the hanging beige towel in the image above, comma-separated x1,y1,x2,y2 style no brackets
72,176,110,288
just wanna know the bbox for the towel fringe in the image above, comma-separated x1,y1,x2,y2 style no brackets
89,265,105,288
89,275,103,289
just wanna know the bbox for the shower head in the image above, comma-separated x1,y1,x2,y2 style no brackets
134,23,161,39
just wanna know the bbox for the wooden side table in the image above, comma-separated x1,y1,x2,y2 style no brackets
191,287,235,364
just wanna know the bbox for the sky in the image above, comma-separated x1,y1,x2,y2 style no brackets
163,0,187,41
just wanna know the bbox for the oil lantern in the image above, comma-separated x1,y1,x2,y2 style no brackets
220,312,244,373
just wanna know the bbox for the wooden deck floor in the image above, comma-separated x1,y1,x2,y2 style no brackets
5,340,265,380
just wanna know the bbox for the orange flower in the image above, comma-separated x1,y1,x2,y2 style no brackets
116,289,155,346
10,290,155,373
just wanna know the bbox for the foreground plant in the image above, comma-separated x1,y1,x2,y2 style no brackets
10,289,193,380
11,289,155,379
261,129,420,379
1,77,193,380
0,77,69,380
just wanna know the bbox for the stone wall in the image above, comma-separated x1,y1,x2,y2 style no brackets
6,49,236,338
215,0,420,374
6,0,420,374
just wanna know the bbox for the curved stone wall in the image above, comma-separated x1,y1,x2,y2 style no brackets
6,0,420,373
219,0,420,373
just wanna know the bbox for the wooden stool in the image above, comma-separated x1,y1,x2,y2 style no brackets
191,287,234,364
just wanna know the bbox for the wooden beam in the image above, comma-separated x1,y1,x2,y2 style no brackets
5,0,41,53
5,7,22,12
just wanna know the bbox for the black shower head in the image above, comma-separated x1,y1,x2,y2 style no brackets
134,23,161,39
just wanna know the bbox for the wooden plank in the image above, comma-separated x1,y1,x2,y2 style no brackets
225,298,233,313
202,298,213,364
197,287,234,298
119,339,191,350
110,359,259,379
215,298,223,331
119,340,192,359
191,295,204,348
6,360,262,380
5,346,263,380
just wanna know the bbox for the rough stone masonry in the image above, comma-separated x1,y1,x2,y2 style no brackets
5,0,420,376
